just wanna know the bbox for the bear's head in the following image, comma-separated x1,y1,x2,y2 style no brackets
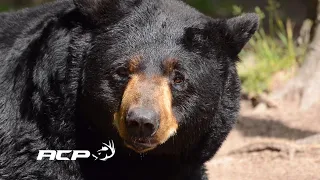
74,0,258,153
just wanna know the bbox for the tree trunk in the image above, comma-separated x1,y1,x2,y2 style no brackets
270,0,320,111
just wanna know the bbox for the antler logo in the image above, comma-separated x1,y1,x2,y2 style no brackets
92,140,116,161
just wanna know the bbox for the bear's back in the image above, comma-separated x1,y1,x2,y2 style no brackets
0,1,73,61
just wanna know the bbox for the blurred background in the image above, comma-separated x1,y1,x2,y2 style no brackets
1,0,319,179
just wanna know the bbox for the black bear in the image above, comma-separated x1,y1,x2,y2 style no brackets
0,0,258,179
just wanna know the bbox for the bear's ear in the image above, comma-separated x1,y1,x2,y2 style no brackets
225,13,259,56
73,0,138,24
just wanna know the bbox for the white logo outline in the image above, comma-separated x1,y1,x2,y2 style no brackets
92,140,116,161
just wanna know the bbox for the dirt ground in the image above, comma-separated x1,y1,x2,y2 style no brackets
206,101,320,180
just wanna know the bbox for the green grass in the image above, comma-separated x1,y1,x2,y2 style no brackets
235,1,307,95
0,5,13,12
186,0,236,16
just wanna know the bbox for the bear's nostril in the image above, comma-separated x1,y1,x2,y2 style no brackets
144,122,154,131
144,122,154,130
143,122,157,137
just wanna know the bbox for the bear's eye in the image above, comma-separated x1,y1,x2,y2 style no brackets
173,76,184,84
171,71,186,90
113,67,130,82
116,67,129,78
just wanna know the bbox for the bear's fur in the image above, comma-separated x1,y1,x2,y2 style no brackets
0,0,258,179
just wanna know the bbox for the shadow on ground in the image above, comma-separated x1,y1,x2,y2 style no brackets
236,116,318,140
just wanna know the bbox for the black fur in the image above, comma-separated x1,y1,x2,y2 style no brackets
0,0,258,179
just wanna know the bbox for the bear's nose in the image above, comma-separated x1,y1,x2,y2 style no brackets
126,108,159,138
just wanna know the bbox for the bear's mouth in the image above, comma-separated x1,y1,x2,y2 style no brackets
124,138,158,153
